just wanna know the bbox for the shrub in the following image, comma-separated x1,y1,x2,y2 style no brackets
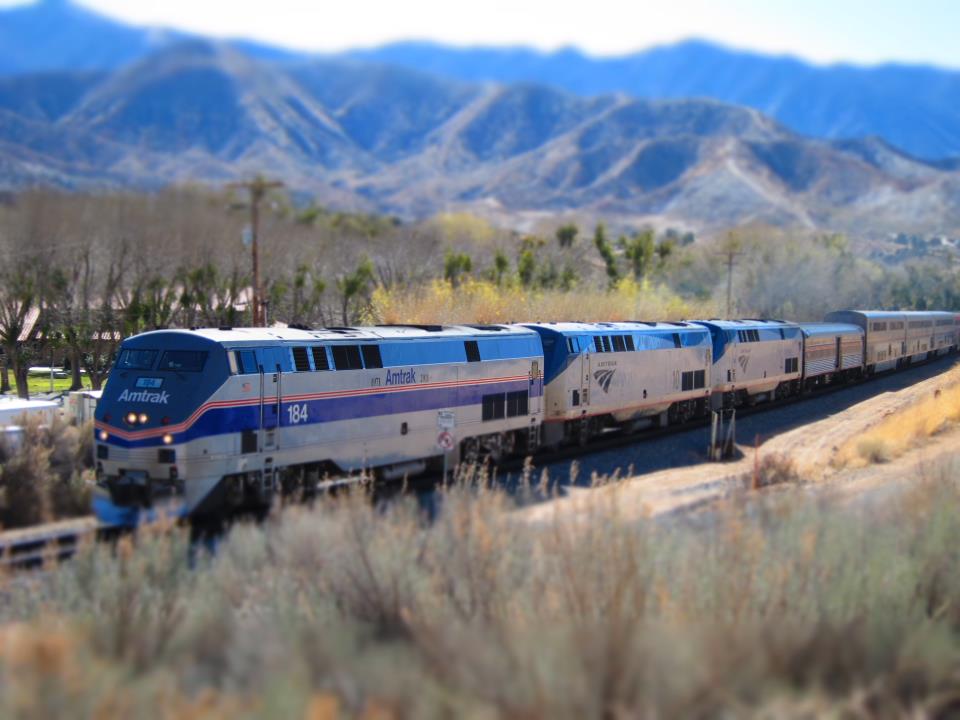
3,467,960,716
745,452,803,489
858,437,892,464
0,418,93,529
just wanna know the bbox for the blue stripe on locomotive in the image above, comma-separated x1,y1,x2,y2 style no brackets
103,376,539,449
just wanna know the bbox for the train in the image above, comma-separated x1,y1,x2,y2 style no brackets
92,310,959,524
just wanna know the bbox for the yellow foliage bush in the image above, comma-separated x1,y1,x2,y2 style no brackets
365,278,720,325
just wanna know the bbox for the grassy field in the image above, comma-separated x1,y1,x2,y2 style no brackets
1,464,960,717
1,373,92,397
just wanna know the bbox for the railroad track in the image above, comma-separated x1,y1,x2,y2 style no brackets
0,518,105,571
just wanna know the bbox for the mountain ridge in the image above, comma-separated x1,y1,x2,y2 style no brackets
4,1,960,160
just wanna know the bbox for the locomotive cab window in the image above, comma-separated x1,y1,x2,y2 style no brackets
158,351,207,372
116,349,158,371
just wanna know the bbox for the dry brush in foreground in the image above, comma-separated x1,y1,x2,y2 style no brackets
2,467,960,718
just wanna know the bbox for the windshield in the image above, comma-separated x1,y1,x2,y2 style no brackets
158,350,208,373
115,349,157,370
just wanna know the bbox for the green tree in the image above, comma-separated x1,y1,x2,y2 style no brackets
620,229,656,281
593,223,620,288
517,250,536,288
491,251,510,286
336,257,375,325
443,251,473,288
556,223,579,249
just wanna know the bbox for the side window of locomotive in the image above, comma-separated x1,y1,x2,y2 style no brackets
232,350,258,374
361,345,383,369
465,340,481,362
291,346,311,372
311,347,330,371
482,393,506,421
332,345,363,370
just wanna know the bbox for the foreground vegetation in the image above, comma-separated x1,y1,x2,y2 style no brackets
1,466,960,717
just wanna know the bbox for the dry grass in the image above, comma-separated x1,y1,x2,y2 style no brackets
2,467,960,717
836,365,960,468
365,278,720,324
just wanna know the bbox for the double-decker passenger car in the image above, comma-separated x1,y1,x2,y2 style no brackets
524,321,712,446
94,324,544,521
824,310,958,371
692,319,804,407
796,322,865,387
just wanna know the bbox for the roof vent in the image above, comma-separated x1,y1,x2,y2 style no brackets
465,324,507,332
376,324,445,332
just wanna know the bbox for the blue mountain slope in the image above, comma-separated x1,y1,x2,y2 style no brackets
347,40,960,160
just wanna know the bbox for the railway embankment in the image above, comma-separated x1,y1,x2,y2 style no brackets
522,363,960,524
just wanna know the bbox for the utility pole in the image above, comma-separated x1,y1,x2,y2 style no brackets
227,176,284,326
716,232,743,317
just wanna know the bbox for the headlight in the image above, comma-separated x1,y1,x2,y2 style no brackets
138,413,149,425
126,412,138,425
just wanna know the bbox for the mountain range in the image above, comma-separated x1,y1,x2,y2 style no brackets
1,0,960,237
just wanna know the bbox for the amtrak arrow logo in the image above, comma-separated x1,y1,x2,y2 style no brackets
738,355,750,373
593,369,615,393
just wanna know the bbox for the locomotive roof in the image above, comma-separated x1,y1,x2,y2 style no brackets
126,324,538,345
797,322,864,338
522,321,706,335
693,318,800,330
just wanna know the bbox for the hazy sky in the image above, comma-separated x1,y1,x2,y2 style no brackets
4,0,958,67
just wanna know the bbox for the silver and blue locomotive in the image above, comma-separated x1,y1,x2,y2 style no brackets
93,310,958,524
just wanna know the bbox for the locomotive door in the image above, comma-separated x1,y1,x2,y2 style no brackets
259,364,279,452
529,360,541,415
581,352,591,412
